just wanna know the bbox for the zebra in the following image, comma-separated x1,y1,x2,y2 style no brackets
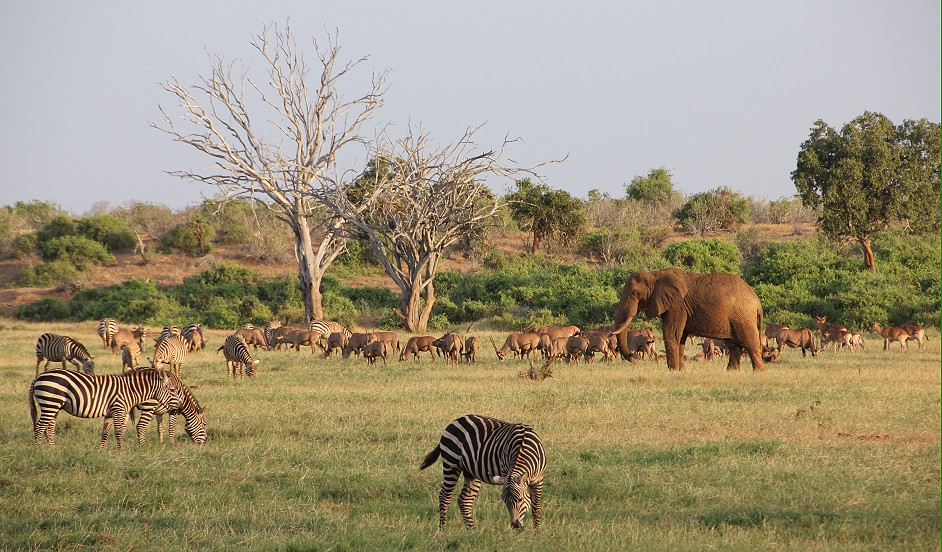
420,414,546,530
154,324,181,347
309,319,352,350
218,334,259,378
28,368,175,450
148,335,188,376
132,371,207,444
97,318,118,350
181,323,206,352
121,342,141,373
35,333,95,376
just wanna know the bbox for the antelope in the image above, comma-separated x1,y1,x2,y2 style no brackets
870,322,910,351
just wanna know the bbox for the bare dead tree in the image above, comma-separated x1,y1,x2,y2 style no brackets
316,124,559,333
153,22,387,322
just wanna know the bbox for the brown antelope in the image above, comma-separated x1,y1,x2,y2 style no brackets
565,336,589,363
533,325,580,341
764,324,789,348
898,324,927,349
462,337,479,364
491,333,540,361
364,340,389,366
110,326,147,355
814,316,847,350
400,336,438,362
773,327,818,357
325,332,348,358
627,333,656,360
343,333,377,358
870,322,910,351
432,332,462,365
585,334,614,362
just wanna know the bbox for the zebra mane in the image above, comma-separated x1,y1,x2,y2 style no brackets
168,373,201,410
72,339,92,359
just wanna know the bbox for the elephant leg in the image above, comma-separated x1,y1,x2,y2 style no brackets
661,314,686,370
746,345,765,371
726,345,744,370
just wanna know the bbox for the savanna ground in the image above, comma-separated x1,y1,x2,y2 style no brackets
1,321,939,551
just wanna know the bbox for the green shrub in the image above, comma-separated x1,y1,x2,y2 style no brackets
19,260,81,286
200,199,255,245
38,235,114,269
12,233,37,259
76,215,138,252
663,239,743,274
36,215,76,243
160,217,215,255
14,297,71,322
673,187,750,235
69,279,170,323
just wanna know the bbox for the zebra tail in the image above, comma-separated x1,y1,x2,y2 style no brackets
420,446,441,470
28,380,37,426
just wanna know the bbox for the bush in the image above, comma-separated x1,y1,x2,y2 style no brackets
38,235,115,269
14,297,71,322
160,217,215,256
76,215,138,252
36,215,76,243
19,260,81,286
663,239,743,274
673,187,750,235
200,199,255,245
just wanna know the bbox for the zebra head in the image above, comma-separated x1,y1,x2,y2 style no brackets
80,357,95,375
184,405,208,445
493,473,531,529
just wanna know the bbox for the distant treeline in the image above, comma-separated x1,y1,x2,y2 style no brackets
15,230,939,332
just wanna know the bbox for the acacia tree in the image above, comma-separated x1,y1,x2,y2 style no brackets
792,112,940,271
505,178,586,253
154,23,387,322
317,125,550,332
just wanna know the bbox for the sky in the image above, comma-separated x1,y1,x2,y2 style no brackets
0,1,939,214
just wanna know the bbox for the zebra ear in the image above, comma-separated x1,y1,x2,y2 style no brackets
491,476,506,484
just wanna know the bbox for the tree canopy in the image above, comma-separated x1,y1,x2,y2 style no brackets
505,178,587,254
791,111,940,270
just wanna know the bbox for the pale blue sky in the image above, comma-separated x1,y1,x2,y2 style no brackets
1,1,938,213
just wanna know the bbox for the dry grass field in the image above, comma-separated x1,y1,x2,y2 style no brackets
1,320,939,551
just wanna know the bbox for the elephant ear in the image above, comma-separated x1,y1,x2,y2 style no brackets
646,271,688,317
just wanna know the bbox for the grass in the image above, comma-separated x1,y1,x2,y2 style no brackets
1,320,939,551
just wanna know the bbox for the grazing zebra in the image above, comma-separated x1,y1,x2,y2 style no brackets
218,334,259,378
309,319,352,344
420,414,546,530
35,333,95,376
28,368,174,450
121,343,141,373
148,335,188,376
132,371,208,444
97,318,118,350
264,321,282,349
181,323,206,352
154,324,181,347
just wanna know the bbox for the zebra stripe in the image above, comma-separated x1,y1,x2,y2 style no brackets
132,371,207,445
420,414,546,529
121,343,141,373
309,319,352,339
35,333,95,376
149,335,188,376
219,334,259,378
181,323,205,352
97,318,118,349
28,368,174,450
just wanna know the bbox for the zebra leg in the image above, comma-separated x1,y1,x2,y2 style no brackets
112,407,128,451
438,467,461,528
136,409,155,444
457,478,482,527
530,479,544,530
99,417,114,451
167,414,176,442
45,417,57,445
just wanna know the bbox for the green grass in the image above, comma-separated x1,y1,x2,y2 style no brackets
1,321,939,551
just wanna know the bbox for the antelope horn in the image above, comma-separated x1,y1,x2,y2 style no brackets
488,337,499,355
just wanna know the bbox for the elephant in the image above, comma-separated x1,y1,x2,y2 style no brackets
609,268,765,371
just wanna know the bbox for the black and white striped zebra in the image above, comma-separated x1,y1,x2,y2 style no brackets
181,323,206,352
97,318,118,350
420,414,546,529
148,335,188,376
132,371,207,444
35,333,95,376
154,324,181,347
309,319,352,350
218,334,259,378
121,343,141,373
28,368,175,450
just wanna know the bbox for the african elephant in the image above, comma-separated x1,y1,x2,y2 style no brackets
609,268,765,371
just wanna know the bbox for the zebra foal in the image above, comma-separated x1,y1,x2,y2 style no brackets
35,333,95,376
420,414,546,530
29,368,174,450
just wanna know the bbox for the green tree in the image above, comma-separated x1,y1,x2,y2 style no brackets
625,167,679,204
672,186,750,235
791,112,940,270
505,178,587,254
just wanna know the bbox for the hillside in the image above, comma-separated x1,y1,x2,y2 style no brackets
0,223,816,318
